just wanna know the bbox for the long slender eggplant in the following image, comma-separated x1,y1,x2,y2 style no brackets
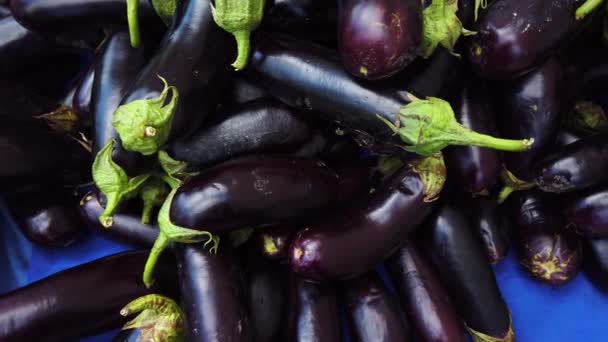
533,133,608,193
254,225,293,262
72,59,96,126
338,0,422,80
564,185,608,238
584,237,608,292
467,0,590,79
0,251,178,342
247,33,532,156
444,79,501,194
79,190,159,247
176,244,251,341
510,191,581,285
387,242,467,342
289,154,446,282
283,273,341,341
168,99,315,168
421,204,513,341
265,0,338,42
342,272,410,342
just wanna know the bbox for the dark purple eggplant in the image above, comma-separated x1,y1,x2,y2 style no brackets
338,0,422,80
0,5,9,18
254,226,293,262
283,273,341,341
265,0,337,42
564,185,608,238
289,154,445,282
6,187,82,247
387,242,467,342
533,133,608,193
445,79,501,194
177,244,252,341
510,191,581,285
555,128,584,146
467,0,590,79
0,80,57,122
79,191,159,247
0,250,177,342
584,237,608,292
342,272,410,342
72,59,95,126
421,204,513,341
168,99,315,168
247,33,532,156
225,77,270,105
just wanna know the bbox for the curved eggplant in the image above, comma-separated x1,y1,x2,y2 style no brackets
338,0,422,80
387,242,467,342
254,226,293,262
564,185,608,238
584,237,608,292
342,272,410,342
289,154,445,282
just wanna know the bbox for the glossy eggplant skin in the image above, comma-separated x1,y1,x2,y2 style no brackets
0,5,10,18
225,77,270,105
533,133,608,193
445,80,500,194
72,59,95,126
584,238,608,292
283,273,341,341
498,59,563,181
254,226,293,262
0,250,178,342
555,129,584,146
79,191,159,247
289,160,439,282
387,242,467,342
170,156,340,235
246,33,410,152
467,0,588,79
564,185,608,238
421,204,512,340
120,0,235,141
177,244,252,342
342,272,410,342
169,99,315,168
338,0,422,80
266,0,338,42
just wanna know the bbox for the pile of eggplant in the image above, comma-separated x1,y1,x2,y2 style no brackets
1,0,608,340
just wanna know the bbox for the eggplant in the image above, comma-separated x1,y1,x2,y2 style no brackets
79,190,159,247
176,244,252,341
564,185,608,238
289,154,445,282
0,250,178,342
421,204,513,341
169,99,316,168
510,191,581,285
342,272,410,342
387,242,467,342
444,79,501,194
283,273,341,341
467,0,590,79
533,133,608,193
254,225,293,262
555,128,584,146
72,59,95,126
338,0,422,80
266,0,337,42
0,80,57,122
0,5,9,18
225,77,270,105
584,237,608,292
6,187,82,247
247,33,532,156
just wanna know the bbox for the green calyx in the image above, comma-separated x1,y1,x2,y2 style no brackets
570,101,608,132
143,187,219,288
378,94,535,156
420,0,475,58
35,105,80,133
575,0,605,20
211,0,266,70
140,176,169,225
408,153,447,202
92,140,150,227
497,169,535,204
151,0,177,25
113,76,179,156
229,227,255,247
126,0,141,47
474,0,489,21
120,294,185,342
376,156,405,178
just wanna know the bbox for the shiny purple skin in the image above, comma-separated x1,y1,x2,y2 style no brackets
533,134,608,193
170,156,340,235
445,80,500,194
289,162,437,282
72,60,95,126
338,0,422,80
584,237,608,292
387,242,467,342
498,59,563,181
554,129,584,147
342,272,410,342
565,185,608,238
266,0,338,42
467,0,588,79
510,191,581,285
283,273,341,341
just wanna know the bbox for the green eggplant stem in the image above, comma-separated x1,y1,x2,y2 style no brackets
232,30,252,70
457,129,535,152
143,233,170,288
576,0,605,20
127,0,141,47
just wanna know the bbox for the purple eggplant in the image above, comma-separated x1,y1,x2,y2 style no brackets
0,251,177,342
289,154,445,282
421,204,513,341
564,185,608,238
283,273,341,341
338,0,422,80
471,197,512,264
176,244,252,341
266,0,337,42
225,77,270,105
72,59,95,126
510,191,581,285
533,133,608,193
254,226,293,262
584,237,608,292
0,5,9,18
387,242,467,342
342,272,410,342
467,0,590,79
555,128,584,146
0,80,57,123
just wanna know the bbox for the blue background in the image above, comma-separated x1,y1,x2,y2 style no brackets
2,200,608,342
